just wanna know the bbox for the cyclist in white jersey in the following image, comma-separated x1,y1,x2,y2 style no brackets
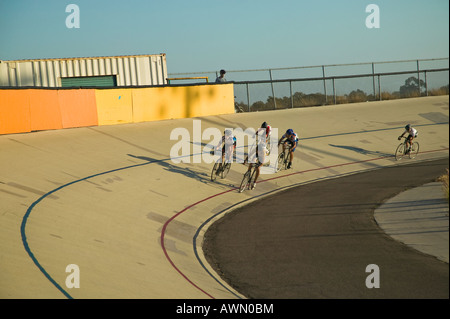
398,124,418,154
214,129,236,163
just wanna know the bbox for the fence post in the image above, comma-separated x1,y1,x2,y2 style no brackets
289,80,294,108
417,60,421,96
269,69,276,109
322,65,327,104
372,63,376,101
424,71,428,96
332,77,336,104
246,83,250,112
378,75,382,101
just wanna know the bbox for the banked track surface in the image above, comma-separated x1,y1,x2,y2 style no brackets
202,158,449,299
0,96,448,298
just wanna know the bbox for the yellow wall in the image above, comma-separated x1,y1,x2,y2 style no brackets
132,86,185,122
95,89,133,126
97,84,235,125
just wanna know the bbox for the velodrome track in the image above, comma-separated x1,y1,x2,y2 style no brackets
0,96,448,299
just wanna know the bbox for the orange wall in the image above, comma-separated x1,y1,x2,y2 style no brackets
29,90,63,131
0,90,31,134
0,89,98,134
0,83,234,135
58,89,98,129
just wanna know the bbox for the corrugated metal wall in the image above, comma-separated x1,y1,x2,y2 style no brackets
0,54,168,87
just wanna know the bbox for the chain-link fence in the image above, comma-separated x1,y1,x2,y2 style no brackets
233,68,448,112
168,58,449,112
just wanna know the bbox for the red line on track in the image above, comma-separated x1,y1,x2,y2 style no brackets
160,190,234,299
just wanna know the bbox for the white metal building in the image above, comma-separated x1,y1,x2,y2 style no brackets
0,54,168,87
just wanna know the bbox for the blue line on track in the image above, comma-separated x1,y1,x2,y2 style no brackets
20,121,448,298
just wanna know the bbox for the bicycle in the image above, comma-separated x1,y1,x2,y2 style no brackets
395,137,419,161
211,159,231,181
210,148,233,181
238,161,262,193
276,142,292,172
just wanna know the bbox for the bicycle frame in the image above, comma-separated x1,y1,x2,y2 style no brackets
239,162,261,192
276,143,292,172
395,137,419,161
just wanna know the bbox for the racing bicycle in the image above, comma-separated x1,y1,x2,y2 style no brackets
395,136,419,161
211,154,232,181
238,161,262,193
276,142,292,172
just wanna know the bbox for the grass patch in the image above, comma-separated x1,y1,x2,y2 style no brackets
437,169,449,202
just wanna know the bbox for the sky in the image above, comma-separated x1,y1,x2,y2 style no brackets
0,0,448,75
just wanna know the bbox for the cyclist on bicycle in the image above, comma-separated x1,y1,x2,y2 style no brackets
398,124,418,154
278,129,298,169
245,141,269,190
240,125,269,189
213,129,237,163
260,121,272,152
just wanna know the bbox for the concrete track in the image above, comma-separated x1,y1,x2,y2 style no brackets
0,95,448,298
203,158,449,299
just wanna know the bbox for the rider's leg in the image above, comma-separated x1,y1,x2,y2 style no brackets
224,145,232,163
287,145,295,169
251,166,260,189
406,136,413,152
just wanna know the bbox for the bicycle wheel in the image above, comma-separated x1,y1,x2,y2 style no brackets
221,162,231,179
239,171,251,193
211,162,220,181
409,142,419,159
395,143,405,161
276,152,285,172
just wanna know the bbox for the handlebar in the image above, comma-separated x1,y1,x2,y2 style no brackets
278,140,293,150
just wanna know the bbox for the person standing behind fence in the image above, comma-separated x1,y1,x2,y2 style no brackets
215,69,227,83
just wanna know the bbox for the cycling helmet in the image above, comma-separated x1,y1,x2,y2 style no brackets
261,121,268,128
224,129,232,136
405,124,411,130
286,129,294,135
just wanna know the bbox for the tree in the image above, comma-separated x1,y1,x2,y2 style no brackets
347,89,368,103
399,76,425,97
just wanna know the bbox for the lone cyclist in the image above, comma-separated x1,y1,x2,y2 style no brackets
398,124,418,154
278,129,298,169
